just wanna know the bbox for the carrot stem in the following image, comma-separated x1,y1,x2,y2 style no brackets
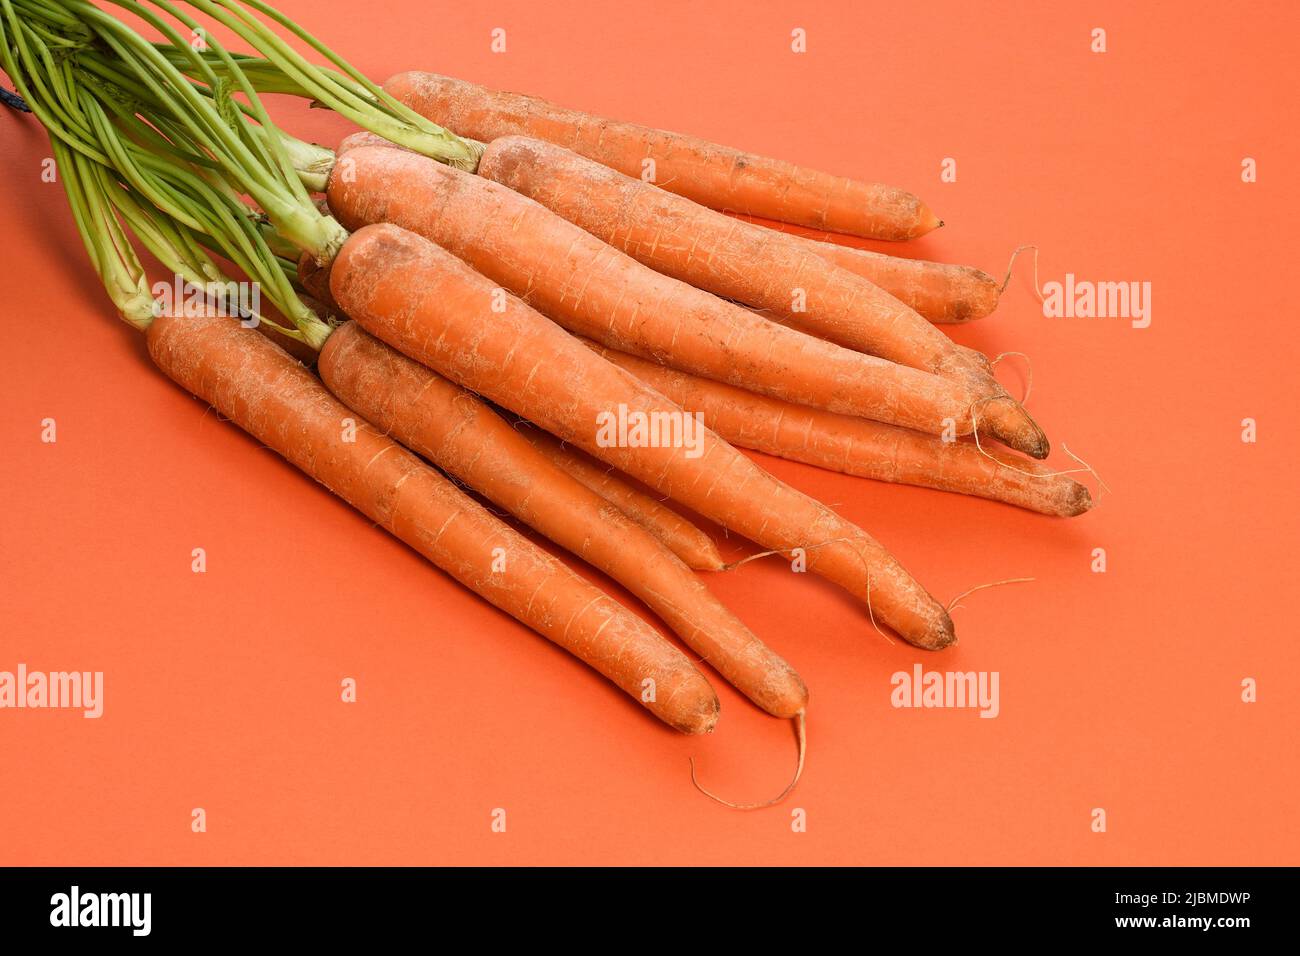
51,139,155,329
3,11,333,344
43,0,348,262
176,0,482,170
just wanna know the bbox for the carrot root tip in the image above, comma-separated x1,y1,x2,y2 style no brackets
1067,481,1095,516
689,711,806,810
946,577,1036,616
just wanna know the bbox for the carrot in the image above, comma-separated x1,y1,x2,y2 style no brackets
587,341,1092,517
297,251,340,313
383,71,941,241
318,321,806,717
329,222,956,650
783,234,1001,325
474,135,1048,459
146,310,719,734
324,144,998,444
511,422,725,572
337,130,401,155
330,136,994,329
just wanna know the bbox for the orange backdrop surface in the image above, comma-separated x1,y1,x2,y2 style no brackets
2,0,1297,866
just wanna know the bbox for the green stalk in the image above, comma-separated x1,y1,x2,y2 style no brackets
151,43,367,100
0,2,107,162
52,0,347,262
179,0,482,170
9,1,332,345
52,139,155,330
257,220,305,261
75,44,335,192
251,125,334,191
91,162,303,336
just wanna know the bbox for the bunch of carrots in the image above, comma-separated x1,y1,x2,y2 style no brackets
0,0,1096,806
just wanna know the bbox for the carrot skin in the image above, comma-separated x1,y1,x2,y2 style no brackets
329,223,955,650
475,135,1047,459
589,342,1091,517
337,130,398,155
297,250,339,313
146,311,719,733
384,71,940,240
318,321,806,717
476,136,949,367
803,239,1000,324
326,145,986,440
724,213,1001,324
513,424,726,572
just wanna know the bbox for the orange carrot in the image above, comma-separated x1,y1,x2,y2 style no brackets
474,135,1047,458
724,213,1001,323
329,223,956,650
384,71,941,241
318,321,805,717
588,341,1091,517
511,422,725,572
337,130,401,155
297,250,338,312
790,236,1000,324
324,145,997,444
146,310,719,734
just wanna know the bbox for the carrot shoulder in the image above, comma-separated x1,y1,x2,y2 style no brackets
325,144,989,442
475,135,1047,459
146,310,718,734
588,342,1091,517
383,71,940,241
318,321,805,717
328,223,955,650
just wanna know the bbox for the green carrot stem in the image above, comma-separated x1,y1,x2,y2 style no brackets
56,0,347,261
52,138,156,329
180,0,482,170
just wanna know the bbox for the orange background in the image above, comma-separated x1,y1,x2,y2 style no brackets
2,0,1296,866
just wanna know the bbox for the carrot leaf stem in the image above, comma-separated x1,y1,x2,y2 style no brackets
171,0,483,170
40,0,348,262
51,138,156,330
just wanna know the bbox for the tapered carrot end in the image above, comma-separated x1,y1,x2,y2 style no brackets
1017,426,1051,461
913,203,944,237
673,694,720,735
903,608,956,651
1003,434,1050,460
982,402,1051,460
687,539,728,572
924,610,957,650
961,270,1003,321
1063,480,1094,517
